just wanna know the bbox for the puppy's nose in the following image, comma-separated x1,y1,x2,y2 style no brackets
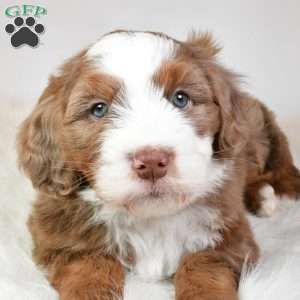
131,147,172,181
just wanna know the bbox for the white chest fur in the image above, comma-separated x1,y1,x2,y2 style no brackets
80,189,223,281
104,204,222,281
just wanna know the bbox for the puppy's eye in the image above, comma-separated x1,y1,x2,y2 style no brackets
171,91,190,109
90,102,108,118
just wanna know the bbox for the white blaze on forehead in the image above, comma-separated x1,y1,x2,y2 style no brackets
87,31,175,96
86,31,228,208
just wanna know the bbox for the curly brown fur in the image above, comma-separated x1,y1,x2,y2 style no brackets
17,30,299,300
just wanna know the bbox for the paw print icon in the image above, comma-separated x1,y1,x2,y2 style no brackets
5,16,45,48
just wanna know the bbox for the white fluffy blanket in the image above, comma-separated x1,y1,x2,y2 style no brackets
1,103,300,300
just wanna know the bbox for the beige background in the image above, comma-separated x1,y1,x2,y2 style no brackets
0,0,299,120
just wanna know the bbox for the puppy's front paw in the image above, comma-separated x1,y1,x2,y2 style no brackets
53,255,124,300
175,253,239,300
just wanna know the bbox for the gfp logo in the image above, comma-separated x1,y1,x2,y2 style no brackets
4,5,47,48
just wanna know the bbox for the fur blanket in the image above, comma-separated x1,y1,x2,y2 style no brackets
1,102,300,300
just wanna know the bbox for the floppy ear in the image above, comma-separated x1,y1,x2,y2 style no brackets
186,32,249,156
17,80,74,195
206,62,249,157
17,50,87,195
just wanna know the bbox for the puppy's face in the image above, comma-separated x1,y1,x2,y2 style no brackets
19,31,242,219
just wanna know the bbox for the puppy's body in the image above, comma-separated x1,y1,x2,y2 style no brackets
18,31,300,300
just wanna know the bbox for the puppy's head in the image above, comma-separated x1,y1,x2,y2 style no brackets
18,31,247,218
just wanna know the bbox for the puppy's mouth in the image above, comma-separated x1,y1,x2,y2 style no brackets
140,177,175,196
122,186,187,219
95,177,190,219
149,189,161,197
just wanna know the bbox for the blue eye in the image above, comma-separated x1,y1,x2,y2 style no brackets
171,91,190,108
91,102,108,118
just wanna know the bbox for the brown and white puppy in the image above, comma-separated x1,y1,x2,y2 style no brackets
17,31,300,300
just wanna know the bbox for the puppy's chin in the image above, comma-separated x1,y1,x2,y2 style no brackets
97,180,196,220
105,193,190,220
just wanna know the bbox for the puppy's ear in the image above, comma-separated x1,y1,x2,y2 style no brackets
17,81,72,195
206,62,249,157
186,32,248,156
17,50,87,195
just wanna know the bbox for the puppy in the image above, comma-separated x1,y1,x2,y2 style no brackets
17,30,300,300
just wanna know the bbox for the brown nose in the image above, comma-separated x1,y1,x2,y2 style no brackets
131,147,172,181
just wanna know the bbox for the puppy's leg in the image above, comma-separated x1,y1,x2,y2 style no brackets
245,164,300,217
248,163,300,218
271,164,300,200
245,167,300,217
50,254,124,300
263,106,300,200
265,122,300,200
175,251,238,300
175,216,258,300
245,104,300,216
